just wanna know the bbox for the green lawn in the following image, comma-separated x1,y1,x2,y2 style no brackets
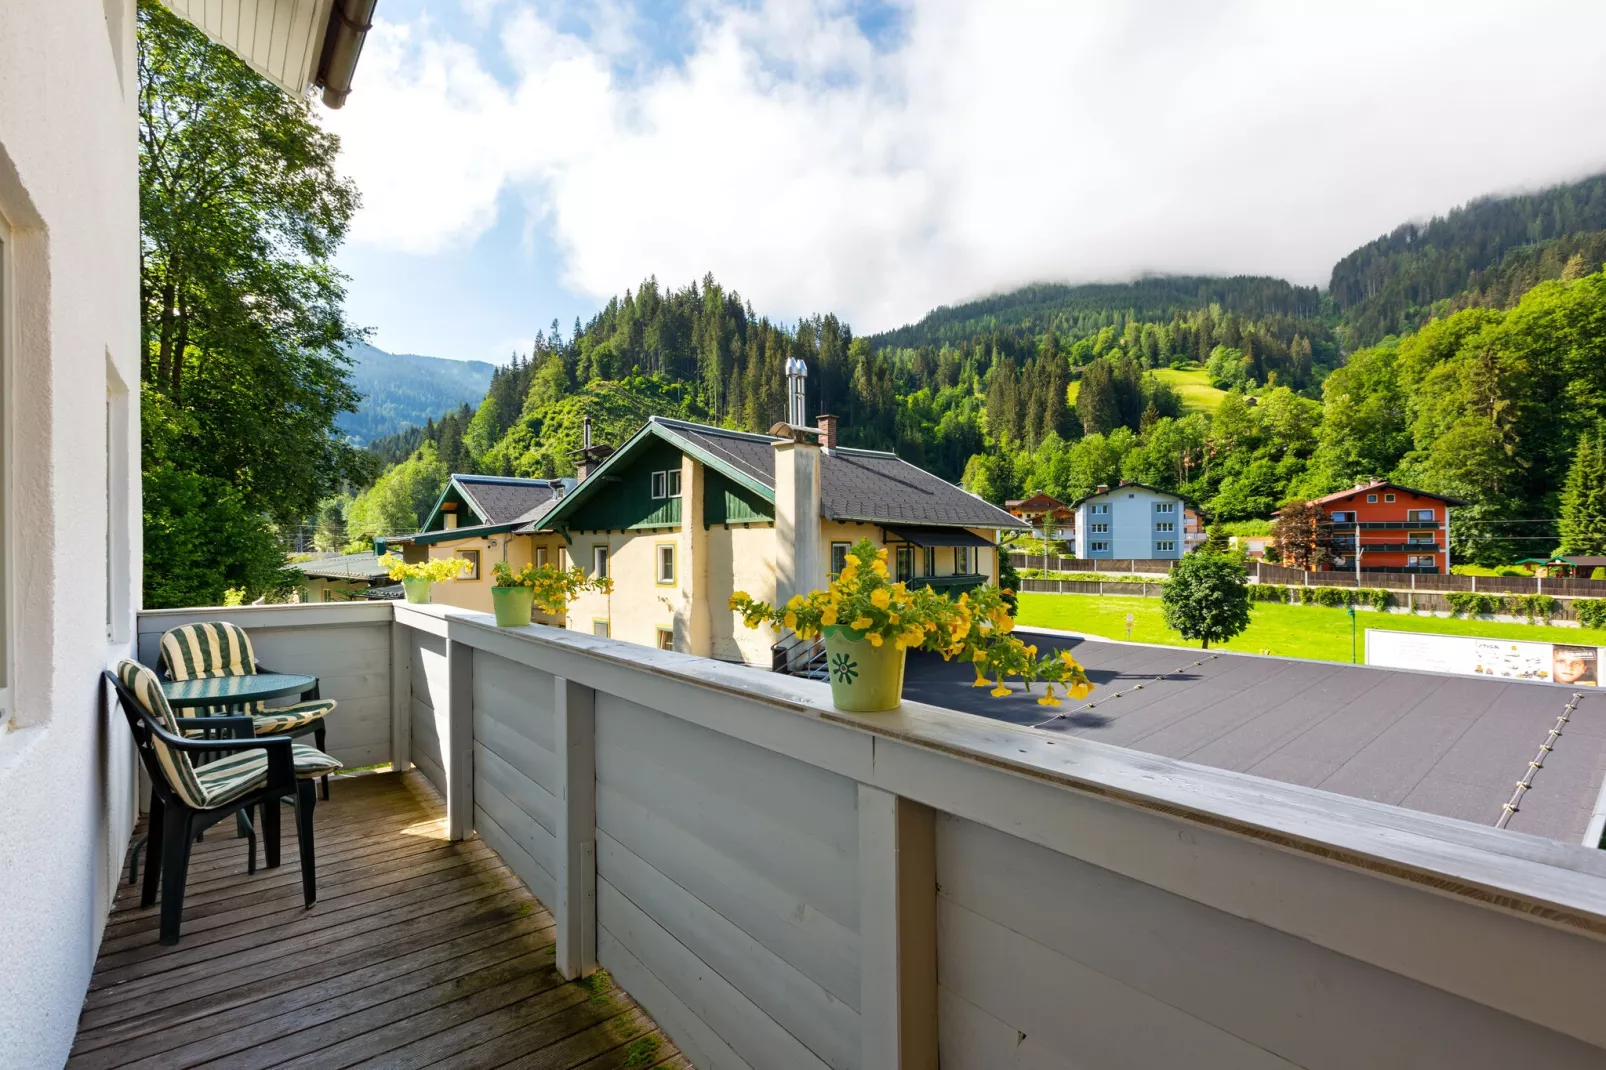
1067,365,1226,416
1017,592,1606,664
1151,365,1228,414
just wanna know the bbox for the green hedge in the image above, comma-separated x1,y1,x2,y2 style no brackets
1576,599,1606,629
1444,592,1558,621
1304,586,1392,610
1247,584,1288,603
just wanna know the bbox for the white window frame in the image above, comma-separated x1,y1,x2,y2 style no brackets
830,541,851,576
1091,503,1109,515
922,546,936,576
1407,554,1435,570
1156,541,1176,553
1331,510,1355,523
1090,541,1110,553
535,546,549,567
1407,531,1435,545
1091,522,1109,534
1407,508,1435,523
1155,501,1175,514
667,468,682,498
954,546,974,574
1367,494,1378,503
1384,493,1396,502
656,542,676,585
455,549,480,580
651,471,667,499
592,544,609,579
1155,521,1174,533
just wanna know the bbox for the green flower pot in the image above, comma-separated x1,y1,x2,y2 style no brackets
402,577,433,604
821,626,906,712
492,585,535,628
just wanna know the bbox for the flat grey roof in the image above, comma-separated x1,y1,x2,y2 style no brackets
905,632,1606,846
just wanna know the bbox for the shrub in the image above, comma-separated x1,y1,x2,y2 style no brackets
1247,584,1288,603
1364,588,1392,611
1576,599,1606,629
1307,586,1351,608
1507,593,1558,624
1447,592,1500,617
1161,552,1252,649
1593,567,1606,580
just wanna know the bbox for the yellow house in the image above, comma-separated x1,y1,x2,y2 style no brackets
389,416,1027,666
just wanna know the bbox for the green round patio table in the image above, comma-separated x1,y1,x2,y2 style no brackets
161,673,318,709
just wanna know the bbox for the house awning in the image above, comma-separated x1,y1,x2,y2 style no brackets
882,525,993,549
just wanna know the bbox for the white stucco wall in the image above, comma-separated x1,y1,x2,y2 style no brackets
0,1,142,1064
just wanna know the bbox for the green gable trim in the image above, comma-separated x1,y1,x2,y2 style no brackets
706,469,773,526
537,418,777,534
422,478,487,532
559,437,684,532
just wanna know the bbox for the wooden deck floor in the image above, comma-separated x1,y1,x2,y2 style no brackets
70,771,687,1070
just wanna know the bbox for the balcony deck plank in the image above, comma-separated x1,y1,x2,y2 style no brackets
70,771,681,1070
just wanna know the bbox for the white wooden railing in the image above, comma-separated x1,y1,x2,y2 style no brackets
137,602,1606,1069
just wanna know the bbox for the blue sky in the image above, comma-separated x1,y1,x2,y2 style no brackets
325,0,1606,364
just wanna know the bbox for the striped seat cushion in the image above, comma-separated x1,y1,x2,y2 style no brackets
159,621,266,716
195,743,344,809
251,699,336,736
117,659,207,809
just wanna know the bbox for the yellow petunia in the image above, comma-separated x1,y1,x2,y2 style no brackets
821,608,838,626
868,633,884,647
1069,682,1092,700
783,611,798,630
870,588,891,609
1036,686,1061,707
851,616,873,631
844,553,860,566
787,594,804,610
990,682,1011,698
972,671,992,687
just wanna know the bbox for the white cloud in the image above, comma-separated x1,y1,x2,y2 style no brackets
326,0,1606,332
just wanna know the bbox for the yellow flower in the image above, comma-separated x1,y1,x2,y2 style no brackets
876,548,889,560
821,608,838,626
844,553,860,566
868,633,884,647
893,582,907,596
902,628,926,647
972,671,992,687
872,560,889,577
1069,681,1092,700
787,594,804,610
1036,686,1061,707
1025,644,1038,658
888,612,900,624
870,588,891,609
990,682,1011,697
783,611,798,630
851,616,873,631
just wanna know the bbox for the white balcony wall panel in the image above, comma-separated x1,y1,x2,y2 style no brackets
408,629,447,794
595,692,862,1069
471,651,559,904
160,0,333,100
935,813,1606,1069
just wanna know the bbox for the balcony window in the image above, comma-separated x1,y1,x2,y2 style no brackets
1408,531,1435,545
1331,511,1355,523
1408,508,1435,523
1407,554,1436,570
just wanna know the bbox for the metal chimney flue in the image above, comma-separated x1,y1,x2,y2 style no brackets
785,356,808,428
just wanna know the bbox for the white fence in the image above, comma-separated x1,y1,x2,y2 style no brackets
136,601,1606,1068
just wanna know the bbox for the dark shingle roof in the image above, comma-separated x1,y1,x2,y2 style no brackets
296,551,389,581
910,632,1606,846
657,419,1027,531
454,475,563,524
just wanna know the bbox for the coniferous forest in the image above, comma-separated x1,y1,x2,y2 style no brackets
346,171,1606,571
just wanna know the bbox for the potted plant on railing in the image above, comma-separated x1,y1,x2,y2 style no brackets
730,537,1092,713
489,559,613,628
377,553,472,604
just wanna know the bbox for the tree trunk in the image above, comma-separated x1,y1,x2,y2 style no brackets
1201,638,1210,649
155,277,176,391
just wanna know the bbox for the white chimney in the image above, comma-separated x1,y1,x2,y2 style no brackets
773,433,822,608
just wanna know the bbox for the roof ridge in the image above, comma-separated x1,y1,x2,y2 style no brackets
652,416,783,444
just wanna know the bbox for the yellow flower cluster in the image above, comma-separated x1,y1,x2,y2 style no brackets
378,552,472,584
491,559,612,614
729,537,1093,704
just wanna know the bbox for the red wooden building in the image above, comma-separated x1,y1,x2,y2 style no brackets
1308,481,1465,575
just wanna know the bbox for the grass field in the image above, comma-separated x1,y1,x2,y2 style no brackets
1066,364,1226,416
1016,592,1606,664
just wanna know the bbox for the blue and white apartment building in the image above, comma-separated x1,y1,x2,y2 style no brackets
1072,482,1189,560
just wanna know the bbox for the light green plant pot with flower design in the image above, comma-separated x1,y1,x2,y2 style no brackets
821,625,906,712
401,577,433,604
491,586,535,628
